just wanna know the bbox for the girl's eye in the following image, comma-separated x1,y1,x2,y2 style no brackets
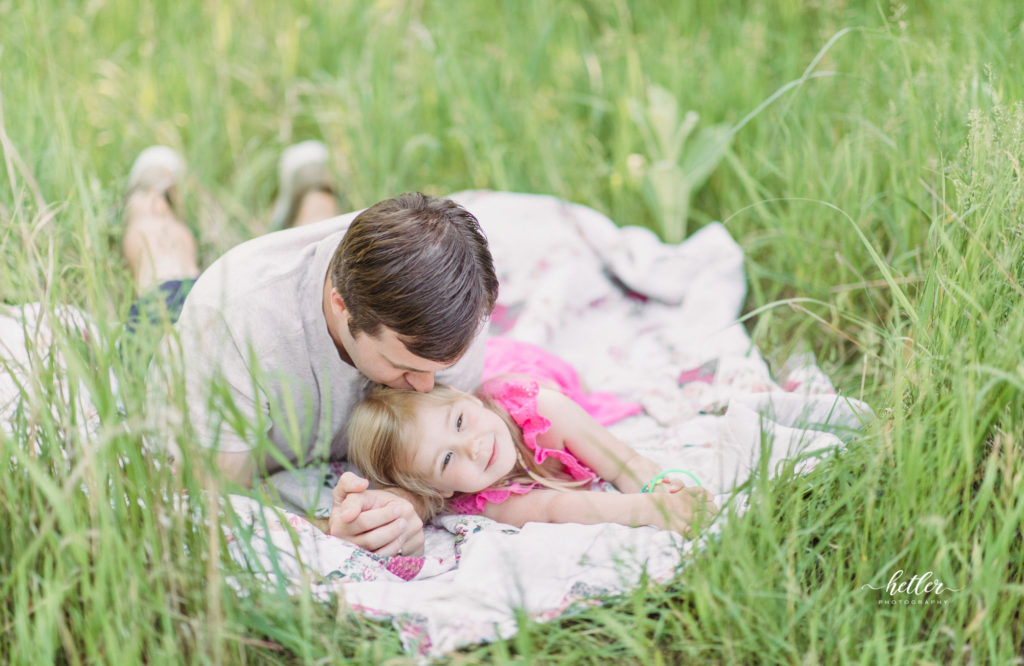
456,414,463,431
441,451,453,472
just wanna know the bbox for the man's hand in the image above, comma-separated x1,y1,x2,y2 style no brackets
657,485,718,536
327,472,425,556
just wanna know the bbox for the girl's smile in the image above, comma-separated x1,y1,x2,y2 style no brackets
407,391,517,496
485,438,498,469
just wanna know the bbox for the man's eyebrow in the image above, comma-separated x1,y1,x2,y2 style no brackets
380,352,444,374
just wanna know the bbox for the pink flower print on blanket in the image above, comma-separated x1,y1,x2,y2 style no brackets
386,556,426,581
679,355,836,397
678,361,717,386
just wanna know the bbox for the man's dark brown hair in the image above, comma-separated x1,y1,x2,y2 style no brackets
329,192,498,362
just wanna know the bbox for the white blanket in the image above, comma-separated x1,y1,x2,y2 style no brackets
0,193,869,657
228,191,872,657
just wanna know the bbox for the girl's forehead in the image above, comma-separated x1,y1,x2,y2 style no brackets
408,398,455,445
407,405,449,473
417,399,446,421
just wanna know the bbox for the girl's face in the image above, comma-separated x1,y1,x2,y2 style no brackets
406,390,518,496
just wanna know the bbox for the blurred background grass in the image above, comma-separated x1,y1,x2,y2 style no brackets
2,0,1023,663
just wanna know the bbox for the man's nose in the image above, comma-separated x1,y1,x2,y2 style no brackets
405,371,435,393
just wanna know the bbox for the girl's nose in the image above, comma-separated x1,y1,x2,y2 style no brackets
466,434,483,460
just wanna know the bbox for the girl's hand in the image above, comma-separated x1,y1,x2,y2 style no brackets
647,477,688,494
652,485,718,535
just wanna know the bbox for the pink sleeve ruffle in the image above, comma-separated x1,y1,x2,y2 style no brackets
445,376,600,516
480,377,597,483
448,482,538,515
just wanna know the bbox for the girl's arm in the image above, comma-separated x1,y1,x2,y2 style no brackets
534,388,662,493
482,487,714,534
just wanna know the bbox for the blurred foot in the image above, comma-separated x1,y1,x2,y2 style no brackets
269,140,340,230
127,145,185,207
123,146,200,292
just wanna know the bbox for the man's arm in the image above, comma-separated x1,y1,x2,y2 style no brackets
148,316,262,488
166,299,268,482
216,450,257,487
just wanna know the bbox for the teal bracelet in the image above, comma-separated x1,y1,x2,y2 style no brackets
641,469,703,493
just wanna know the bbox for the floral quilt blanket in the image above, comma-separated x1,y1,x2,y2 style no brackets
226,191,872,658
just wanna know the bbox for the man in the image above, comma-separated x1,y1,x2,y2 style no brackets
124,143,498,557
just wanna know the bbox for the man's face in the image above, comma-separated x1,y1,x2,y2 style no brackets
346,326,452,391
327,288,453,391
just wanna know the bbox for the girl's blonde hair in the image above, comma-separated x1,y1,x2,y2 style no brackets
347,383,588,519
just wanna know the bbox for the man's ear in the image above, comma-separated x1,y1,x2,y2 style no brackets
330,289,348,314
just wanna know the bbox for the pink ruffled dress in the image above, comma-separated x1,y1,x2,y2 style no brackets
447,338,641,515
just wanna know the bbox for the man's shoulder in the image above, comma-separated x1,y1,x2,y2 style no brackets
195,217,351,296
182,214,359,330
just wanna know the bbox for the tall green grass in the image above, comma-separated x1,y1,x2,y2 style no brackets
2,1,1022,662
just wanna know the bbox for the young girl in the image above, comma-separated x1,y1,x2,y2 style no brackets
347,338,716,535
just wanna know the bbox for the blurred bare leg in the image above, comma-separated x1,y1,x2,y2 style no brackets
121,146,199,293
123,190,200,293
292,189,339,227
270,140,339,230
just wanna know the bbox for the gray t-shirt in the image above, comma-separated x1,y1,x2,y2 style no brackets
172,212,486,474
